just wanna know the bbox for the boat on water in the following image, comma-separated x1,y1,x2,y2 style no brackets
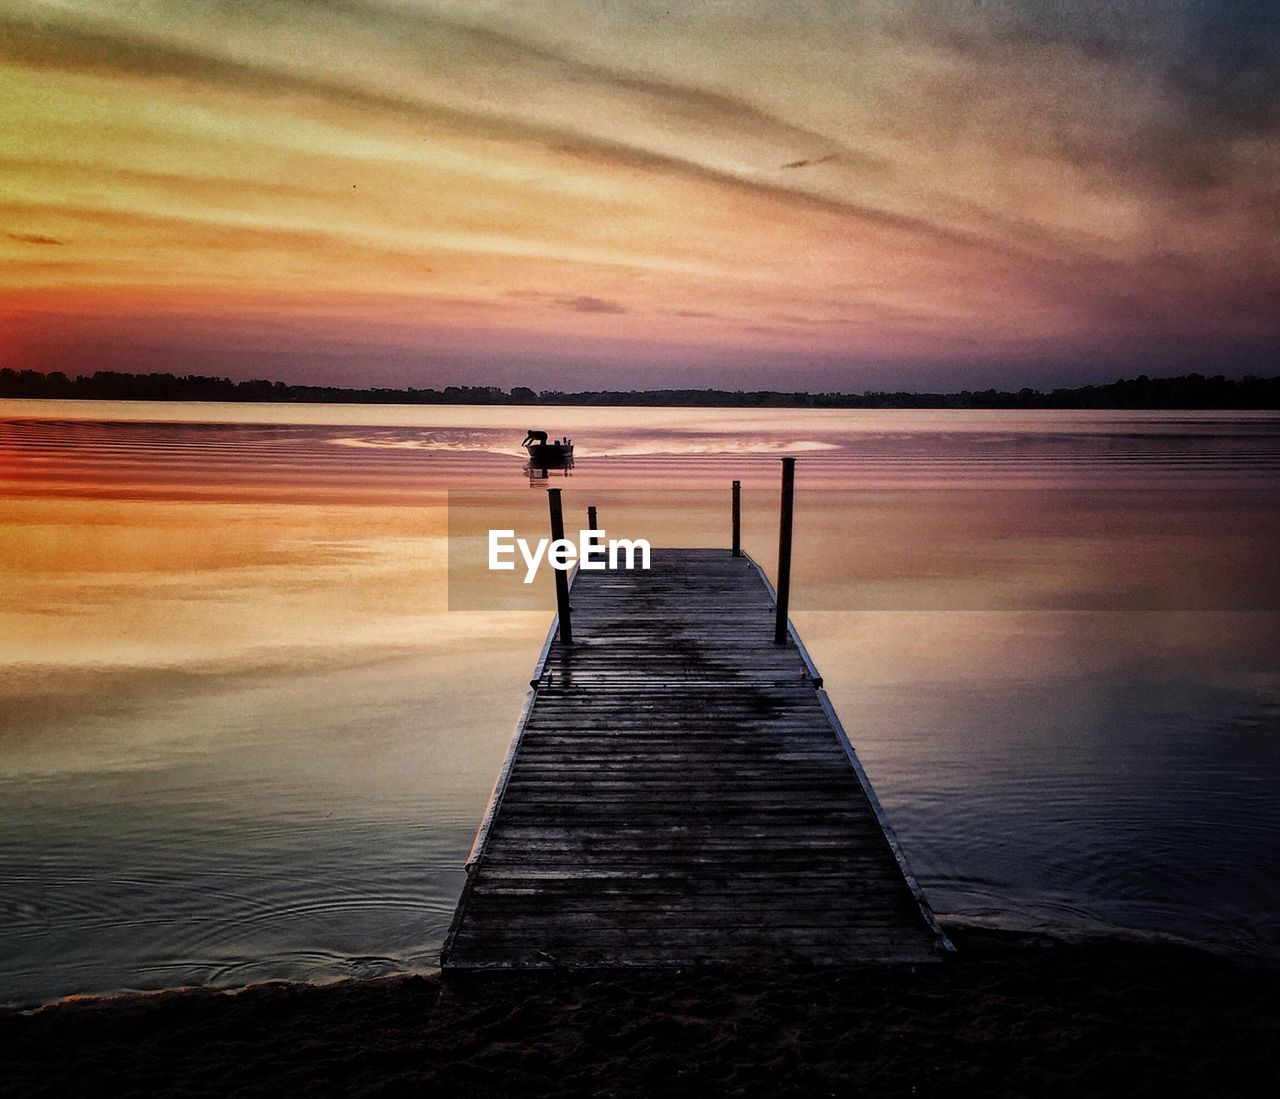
522,429,574,479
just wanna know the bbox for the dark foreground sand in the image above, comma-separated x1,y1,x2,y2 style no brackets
4,927,1278,1098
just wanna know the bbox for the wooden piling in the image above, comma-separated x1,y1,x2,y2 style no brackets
547,488,573,645
774,457,795,645
731,480,741,557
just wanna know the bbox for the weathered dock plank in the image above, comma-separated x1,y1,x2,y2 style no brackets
442,548,950,968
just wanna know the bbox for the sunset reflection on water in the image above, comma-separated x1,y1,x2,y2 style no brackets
2,401,1279,1005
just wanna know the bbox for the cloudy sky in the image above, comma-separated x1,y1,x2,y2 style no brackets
2,0,1277,391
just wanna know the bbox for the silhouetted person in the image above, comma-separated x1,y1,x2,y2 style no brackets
523,429,548,447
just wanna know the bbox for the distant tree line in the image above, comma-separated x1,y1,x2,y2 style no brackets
0,369,528,405
2,368,1278,409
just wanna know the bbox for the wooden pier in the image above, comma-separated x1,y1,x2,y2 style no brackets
442,546,951,968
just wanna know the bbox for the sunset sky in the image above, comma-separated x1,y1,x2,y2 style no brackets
2,0,1278,391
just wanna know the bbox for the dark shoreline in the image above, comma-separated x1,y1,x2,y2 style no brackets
4,368,1280,410
4,925,1277,1098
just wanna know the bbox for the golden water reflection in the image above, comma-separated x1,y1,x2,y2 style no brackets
2,401,1279,1004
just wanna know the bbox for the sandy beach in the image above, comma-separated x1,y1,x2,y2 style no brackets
4,926,1277,1098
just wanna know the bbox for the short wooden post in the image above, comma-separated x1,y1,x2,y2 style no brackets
548,488,573,644
774,458,795,645
731,480,741,557
587,505,598,532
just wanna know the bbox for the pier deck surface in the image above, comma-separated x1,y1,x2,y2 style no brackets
442,548,948,968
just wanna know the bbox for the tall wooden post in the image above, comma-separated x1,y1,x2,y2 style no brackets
774,458,795,645
587,505,598,532
548,488,573,644
731,480,741,557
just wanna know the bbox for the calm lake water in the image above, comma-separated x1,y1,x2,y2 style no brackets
2,400,1279,1006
